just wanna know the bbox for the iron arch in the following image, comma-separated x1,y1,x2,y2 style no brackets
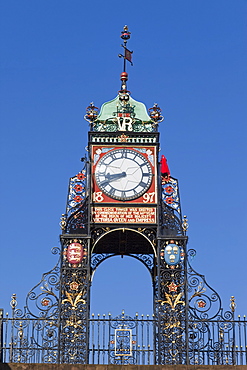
91,252,155,279
90,227,157,275
91,227,157,255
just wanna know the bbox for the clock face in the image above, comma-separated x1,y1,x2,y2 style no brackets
95,148,153,201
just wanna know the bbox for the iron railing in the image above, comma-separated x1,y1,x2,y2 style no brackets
0,310,246,365
89,312,155,365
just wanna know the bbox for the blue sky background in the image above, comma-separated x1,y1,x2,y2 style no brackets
0,0,246,319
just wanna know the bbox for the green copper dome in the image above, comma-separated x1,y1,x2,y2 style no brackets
97,95,151,122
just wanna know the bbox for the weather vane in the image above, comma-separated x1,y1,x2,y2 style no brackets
118,25,133,73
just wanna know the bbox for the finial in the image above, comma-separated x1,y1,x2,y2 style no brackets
120,71,128,92
182,215,189,233
60,214,67,231
10,293,17,309
148,103,164,123
84,102,99,128
118,26,133,92
230,296,236,313
121,25,131,41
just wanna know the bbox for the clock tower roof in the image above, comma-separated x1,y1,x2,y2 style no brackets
84,26,164,132
97,94,151,123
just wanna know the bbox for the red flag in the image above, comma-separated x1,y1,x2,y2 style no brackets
161,155,170,176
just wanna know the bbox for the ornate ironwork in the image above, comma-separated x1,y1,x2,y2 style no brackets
65,201,88,234
1,307,247,365
18,247,60,320
154,238,187,364
61,159,88,234
66,168,87,217
91,226,156,251
89,311,154,365
90,227,156,275
160,176,184,236
0,247,60,363
59,237,90,363
187,249,225,321
160,203,184,236
1,157,244,365
91,252,154,275
161,176,181,214
1,163,244,365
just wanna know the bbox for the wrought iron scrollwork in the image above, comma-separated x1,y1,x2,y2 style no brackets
66,168,87,217
137,227,157,246
187,249,229,321
91,227,156,250
129,254,154,273
91,252,154,275
61,160,89,234
109,312,137,364
91,252,115,270
15,247,61,320
91,227,111,245
0,247,60,363
160,203,184,236
65,200,88,234
59,237,90,363
160,175,184,237
161,177,181,214
185,249,238,365
155,239,187,364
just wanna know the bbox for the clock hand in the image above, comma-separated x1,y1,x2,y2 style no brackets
100,171,127,185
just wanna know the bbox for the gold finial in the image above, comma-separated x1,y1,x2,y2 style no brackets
10,293,17,309
230,296,236,312
18,322,24,340
60,214,67,230
182,215,189,232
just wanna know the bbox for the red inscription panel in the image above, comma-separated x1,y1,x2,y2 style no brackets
92,207,156,224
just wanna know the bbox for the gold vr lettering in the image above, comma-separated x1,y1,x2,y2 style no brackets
116,117,133,131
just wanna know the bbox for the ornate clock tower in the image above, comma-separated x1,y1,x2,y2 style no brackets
59,26,188,364
1,25,240,367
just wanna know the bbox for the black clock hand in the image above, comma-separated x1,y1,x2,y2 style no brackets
100,171,127,185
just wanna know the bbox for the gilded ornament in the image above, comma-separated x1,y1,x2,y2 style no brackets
182,215,189,232
230,296,236,312
60,214,67,230
159,292,185,309
62,290,86,309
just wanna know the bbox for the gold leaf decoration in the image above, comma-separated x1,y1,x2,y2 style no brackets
62,290,86,308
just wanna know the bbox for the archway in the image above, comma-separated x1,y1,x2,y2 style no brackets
90,227,156,316
90,255,153,317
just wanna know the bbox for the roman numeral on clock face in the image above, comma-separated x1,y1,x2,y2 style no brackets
139,181,148,188
122,149,128,158
108,187,115,196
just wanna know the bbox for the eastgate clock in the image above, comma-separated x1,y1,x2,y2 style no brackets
94,148,153,201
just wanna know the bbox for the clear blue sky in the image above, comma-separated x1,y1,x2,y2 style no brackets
0,0,246,318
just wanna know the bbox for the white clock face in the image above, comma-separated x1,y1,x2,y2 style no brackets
95,148,153,201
